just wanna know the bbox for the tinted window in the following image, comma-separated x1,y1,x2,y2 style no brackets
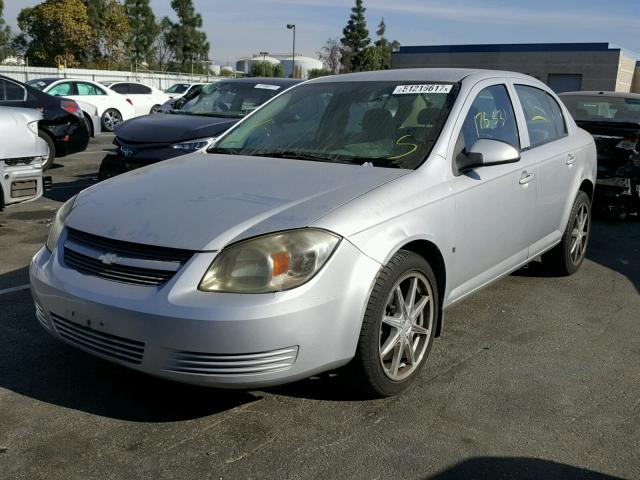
76,82,106,96
110,83,129,94
515,85,567,147
0,79,26,101
181,82,284,118
48,82,74,96
129,83,152,94
165,83,189,94
458,84,520,153
561,95,640,123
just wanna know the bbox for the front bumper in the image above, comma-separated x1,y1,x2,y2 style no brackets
29,238,380,388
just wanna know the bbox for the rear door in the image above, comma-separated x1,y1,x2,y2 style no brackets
72,82,111,115
128,83,155,115
449,81,537,299
512,82,575,253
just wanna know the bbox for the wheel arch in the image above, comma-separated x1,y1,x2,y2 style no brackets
81,111,94,136
579,178,594,202
395,239,447,337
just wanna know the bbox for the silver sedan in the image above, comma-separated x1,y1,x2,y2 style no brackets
30,69,596,396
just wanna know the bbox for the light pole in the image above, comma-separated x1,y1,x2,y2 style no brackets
286,24,296,78
259,51,269,76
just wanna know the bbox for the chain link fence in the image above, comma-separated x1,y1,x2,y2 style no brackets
0,65,221,89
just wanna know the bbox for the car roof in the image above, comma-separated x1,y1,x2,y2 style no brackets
559,91,640,99
306,68,537,84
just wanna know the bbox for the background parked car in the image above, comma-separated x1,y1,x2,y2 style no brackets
0,75,89,170
101,81,170,115
0,107,48,209
164,82,204,100
74,99,102,139
158,83,205,113
26,78,136,132
98,78,299,180
560,91,640,217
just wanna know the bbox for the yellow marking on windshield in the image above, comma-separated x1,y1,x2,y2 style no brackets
388,135,418,160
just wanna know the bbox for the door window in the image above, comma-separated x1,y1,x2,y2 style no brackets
515,85,567,147
76,82,106,95
0,79,26,101
110,83,129,94
48,82,74,96
129,83,152,94
457,84,520,155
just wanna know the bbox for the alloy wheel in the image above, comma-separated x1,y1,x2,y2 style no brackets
379,272,435,381
570,203,589,264
103,110,122,130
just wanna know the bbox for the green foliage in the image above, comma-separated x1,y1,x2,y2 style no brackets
0,0,14,60
250,60,273,77
340,0,369,73
318,38,341,74
153,17,174,70
308,68,331,79
166,0,210,73
219,69,234,77
99,0,131,68
125,0,158,67
18,0,92,67
272,62,284,78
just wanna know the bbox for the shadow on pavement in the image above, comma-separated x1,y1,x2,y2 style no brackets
512,220,640,293
44,173,98,203
425,457,622,479
0,267,260,423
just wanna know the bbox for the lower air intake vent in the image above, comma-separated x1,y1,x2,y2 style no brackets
51,313,145,365
166,346,299,376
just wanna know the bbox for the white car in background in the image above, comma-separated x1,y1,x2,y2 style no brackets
164,82,205,100
101,81,170,116
26,78,136,132
0,107,48,209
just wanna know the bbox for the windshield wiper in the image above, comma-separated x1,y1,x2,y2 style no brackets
249,150,362,164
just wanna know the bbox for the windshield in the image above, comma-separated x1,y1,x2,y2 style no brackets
178,82,284,118
211,80,458,169
26,79,56,91
166,83,190,94
562,95,640,123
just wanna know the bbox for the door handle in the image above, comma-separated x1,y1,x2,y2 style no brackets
519,171,535,185
566,153,576,165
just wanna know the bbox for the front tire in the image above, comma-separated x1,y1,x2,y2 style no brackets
348,250,439,397
38,131,56,170
101,109,123,132
149,104,161,114
541,191,591,275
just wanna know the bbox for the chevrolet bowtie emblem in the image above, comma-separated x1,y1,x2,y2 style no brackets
98,253,119,265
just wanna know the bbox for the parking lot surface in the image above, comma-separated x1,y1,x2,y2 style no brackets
1,134,639,479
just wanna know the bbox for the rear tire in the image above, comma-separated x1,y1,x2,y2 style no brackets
150,104,161,114
83,113,93,137
101,109,123,132
541,191,591,276
38,131,56,170
347,250,439,397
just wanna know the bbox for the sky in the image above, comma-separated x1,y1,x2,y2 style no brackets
4,0,640,65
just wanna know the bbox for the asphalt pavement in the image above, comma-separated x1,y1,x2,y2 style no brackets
0,134,638,479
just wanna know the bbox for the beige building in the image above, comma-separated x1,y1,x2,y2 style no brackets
391,43,640,93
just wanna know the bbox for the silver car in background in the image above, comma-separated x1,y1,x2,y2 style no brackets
0,107,48,209
30,69,596,397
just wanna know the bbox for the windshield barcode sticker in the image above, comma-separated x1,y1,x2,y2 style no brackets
392,84,452,95
255,84,281,90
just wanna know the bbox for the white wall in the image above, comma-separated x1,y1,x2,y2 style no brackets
0,65,221,90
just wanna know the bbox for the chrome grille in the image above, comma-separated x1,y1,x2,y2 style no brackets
63,228,194,286
51,313,145,365
166,346,299,376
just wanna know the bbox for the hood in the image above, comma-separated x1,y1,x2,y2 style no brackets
115,113,238,143
67,154,408,251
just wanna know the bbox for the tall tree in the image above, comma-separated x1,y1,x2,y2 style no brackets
318,37,341,75
99,0,130,69
125,0,157,67
17,0,92,67
340,0,369,73
152,17,174,70
82,0,106,63
167,0,210,73
0,0,13,60
373,18,399,70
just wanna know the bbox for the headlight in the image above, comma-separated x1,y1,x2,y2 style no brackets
45,195,77,252
199,229,340,293
170,137,217,152
27,120,39,135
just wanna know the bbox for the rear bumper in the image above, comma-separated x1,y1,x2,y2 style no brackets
1,162,43,208
46,120,90,158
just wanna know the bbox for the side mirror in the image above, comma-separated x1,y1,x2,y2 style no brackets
457,138,520,171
